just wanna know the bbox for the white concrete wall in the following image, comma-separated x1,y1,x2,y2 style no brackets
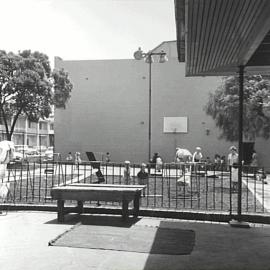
54,42,270,168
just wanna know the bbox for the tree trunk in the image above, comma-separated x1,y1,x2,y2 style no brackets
6,132,12,141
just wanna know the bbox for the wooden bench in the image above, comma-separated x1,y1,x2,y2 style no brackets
51,183,146,222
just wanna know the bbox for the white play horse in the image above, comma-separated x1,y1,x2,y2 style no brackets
175,148,192,163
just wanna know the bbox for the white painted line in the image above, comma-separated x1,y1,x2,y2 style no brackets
242,179,270,212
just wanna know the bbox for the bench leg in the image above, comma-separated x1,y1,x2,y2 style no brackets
57,200,65,222
133,193,140,217
77,201,84,214
122,199,129,221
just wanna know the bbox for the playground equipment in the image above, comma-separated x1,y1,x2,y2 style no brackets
164,162,205,200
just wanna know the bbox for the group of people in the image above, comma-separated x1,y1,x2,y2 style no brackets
66,151,111,164
65,146,263,196
122,160,147,196
122,146,205,196
175,145,259,168
175,146,203,163
66,151,82,167
150,147,204,169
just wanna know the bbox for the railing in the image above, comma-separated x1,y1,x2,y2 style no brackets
0,161,269,216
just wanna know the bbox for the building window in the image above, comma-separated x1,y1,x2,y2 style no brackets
0,114,11,126
50,123,54,130
28,121,37,129
16,118,25,129
39,122,47,131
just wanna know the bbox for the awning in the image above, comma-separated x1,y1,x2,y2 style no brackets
175,0,270,76
175,0,270,222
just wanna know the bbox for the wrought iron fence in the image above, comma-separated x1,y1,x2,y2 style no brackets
0,161,269,215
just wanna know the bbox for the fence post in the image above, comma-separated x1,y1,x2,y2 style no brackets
229,166,232,217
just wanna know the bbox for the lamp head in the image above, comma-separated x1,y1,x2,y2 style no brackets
158,51,168,63
145,54,154,63
133,47,144,60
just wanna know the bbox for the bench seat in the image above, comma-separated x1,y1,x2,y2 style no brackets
51,184,146,222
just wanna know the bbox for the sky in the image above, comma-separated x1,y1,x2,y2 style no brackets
0,0,176,65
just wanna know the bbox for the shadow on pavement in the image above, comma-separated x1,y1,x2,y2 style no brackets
45,213,141,228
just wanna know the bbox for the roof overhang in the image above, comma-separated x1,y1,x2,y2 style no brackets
175,0,270,76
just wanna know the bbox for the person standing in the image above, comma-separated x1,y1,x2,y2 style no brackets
123,160,131,185
250,150,259,180
221,155,226,169
192,147,203,162
66,152,73,162
250,150,258,167
74,152,82,168
150,153,158,168
105,152,111,163
137,163,148,196
227,146,239,191
214,154,221,170
192,146,203,173
227,146,238,166
0,141,15,209
155,154,163,172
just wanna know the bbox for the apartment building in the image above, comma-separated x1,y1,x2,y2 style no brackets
0,115,54,147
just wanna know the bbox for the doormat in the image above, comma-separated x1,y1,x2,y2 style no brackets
49,223,195,255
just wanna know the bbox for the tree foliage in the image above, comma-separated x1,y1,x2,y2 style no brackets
0,50,72,140
204,75,270,142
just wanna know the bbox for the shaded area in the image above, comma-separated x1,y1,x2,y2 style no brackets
49,222,195,255
46,213,140,228
143,220,270,270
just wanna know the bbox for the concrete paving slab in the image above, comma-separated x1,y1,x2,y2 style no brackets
0,211,270,270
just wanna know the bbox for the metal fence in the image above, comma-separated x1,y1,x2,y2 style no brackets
0,160,269,217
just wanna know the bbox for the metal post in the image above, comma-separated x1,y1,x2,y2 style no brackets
148,57,152,162
230,65,249,228
134,48,167,162
237,65,244,220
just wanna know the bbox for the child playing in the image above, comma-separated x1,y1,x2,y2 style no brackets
123,160,131,185
137,163,148,196
74,152,82,168
231,163,239,191
66,152,73,162
105,152,111,163
156,154,163,172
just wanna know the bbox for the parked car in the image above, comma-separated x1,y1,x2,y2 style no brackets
33,145,47,154
13,145,40,163
44,146,54,160
12,151,24,163
15,145,29,154
26,146,39,156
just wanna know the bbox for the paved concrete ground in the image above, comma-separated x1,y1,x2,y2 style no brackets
1,211,270,270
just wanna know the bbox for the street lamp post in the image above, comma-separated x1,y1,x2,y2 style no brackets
133,47,168,162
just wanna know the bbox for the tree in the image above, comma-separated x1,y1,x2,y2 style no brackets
0,50,72,140
204,75,270,142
